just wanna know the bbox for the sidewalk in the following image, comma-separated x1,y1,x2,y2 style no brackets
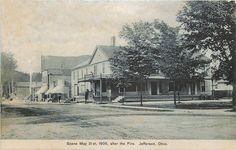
99,99,236,116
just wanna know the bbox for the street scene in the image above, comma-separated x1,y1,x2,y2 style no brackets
1,0,236,143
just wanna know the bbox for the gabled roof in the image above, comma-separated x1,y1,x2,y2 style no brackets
41,55,91,71
88,45,122,64
71,57,91,70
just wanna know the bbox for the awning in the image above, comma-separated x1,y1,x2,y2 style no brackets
35,85,48,95
51,86,65,94
45,87,55,95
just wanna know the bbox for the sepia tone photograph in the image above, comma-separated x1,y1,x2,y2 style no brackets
0,0,236,149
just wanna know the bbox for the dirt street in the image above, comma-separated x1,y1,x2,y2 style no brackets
1,102,236,139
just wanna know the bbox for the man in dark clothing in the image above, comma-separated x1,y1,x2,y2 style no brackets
85,89,89,104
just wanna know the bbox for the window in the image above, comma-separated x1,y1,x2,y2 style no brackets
102,81,106,92
86,68,88,75
155,69,160,74
77,70,80,79
53,81,56,87
202,85,205,92
73,72,75,80
169,82,174,91
159,81,163,93
81,70,84,79
119,87,124,93
201,82,205,92
94,65,97,75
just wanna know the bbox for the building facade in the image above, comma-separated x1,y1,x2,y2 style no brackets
15,82,41,99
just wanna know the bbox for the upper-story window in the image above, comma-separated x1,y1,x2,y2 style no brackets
155,69,160,74
81,70,84,79
102,63,105,73
86,68,88,75
94,65,97,75
73,71,75,80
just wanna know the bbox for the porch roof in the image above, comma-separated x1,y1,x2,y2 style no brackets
78,74,112,82
148,74,166,79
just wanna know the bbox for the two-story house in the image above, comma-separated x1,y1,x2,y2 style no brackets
71,44,216,102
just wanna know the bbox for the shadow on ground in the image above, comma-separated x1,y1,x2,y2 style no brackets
176,101,232,109
1,104,55,118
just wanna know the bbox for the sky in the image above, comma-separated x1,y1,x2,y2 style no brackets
1,0,184,73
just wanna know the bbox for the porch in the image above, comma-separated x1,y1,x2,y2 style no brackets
76,74,213,102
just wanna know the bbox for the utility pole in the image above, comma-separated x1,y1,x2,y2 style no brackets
100,76,102,104
11,79,13,95
29,71,32,100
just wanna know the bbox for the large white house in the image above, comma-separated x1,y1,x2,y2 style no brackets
71,45,116,101
71,44,221,102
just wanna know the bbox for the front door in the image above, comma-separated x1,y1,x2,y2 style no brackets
151,82,157,95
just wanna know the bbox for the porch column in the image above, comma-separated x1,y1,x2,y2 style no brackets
188,83,191,95
147,81,151,95
157,81,160,95
195,82,198,95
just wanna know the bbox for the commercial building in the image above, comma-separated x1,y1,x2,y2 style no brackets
35,55,90,101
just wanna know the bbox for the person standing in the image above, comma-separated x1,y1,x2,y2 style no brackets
85,89,89,104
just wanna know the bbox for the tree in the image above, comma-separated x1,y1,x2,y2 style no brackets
118,21,160,106
110,47,130,104
1,52,17,98
155,21,210,105
177,1,236,109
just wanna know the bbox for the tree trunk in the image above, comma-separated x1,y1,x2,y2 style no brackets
122,79,126,105
232,10,236,110
123,87,126,105
232,44,236,110
140,80,143,106
174,80,176,106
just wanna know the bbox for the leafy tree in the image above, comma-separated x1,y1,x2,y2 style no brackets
1,52,17,98
118,21,160,106
155,21,210,105
177,1,236,108
110,47,130,104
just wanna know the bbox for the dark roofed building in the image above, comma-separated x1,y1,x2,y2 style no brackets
41,55,90,72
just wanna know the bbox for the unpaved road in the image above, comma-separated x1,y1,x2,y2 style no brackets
1,102,236,139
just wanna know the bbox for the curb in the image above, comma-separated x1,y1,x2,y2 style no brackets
101,104,174,112
100,104,236,117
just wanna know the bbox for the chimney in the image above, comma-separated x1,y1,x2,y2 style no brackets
111,36,116,47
